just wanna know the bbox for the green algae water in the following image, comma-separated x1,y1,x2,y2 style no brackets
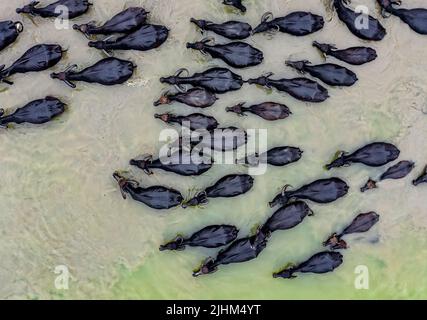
1,0,427,299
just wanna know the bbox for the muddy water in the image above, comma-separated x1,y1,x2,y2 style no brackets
0,0,427,299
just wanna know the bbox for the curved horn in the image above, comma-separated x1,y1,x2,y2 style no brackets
201,37,215,44
261,12,274,23
14,22,24,33
174,83,188,93
174,68,190,77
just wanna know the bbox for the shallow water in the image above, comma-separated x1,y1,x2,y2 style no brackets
1,0,427,299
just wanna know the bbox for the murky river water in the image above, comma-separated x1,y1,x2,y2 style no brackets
1,0,427,299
